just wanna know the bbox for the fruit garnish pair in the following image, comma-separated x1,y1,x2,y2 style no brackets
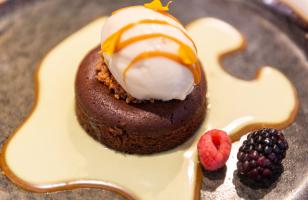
197,128,288,183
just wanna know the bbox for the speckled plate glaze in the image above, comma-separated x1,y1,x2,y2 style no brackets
0,0,307,200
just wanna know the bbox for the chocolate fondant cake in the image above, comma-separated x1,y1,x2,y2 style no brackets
76,47,206,154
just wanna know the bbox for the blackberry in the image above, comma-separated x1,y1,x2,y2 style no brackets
237,128,288,182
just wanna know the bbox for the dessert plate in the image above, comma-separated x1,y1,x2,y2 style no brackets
0,0,307,199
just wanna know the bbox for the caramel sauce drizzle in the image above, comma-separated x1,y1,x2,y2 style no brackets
123,51,201,84
101,19,196,55
102,16,200,84
117,33,198,67
117,33,194,51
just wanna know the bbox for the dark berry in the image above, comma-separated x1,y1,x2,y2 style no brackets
256,135,263,143
236,128,288,182
264,146,272,154
247,133,253,140
241,153,249,161
257,156,266,166
263,138,272,146
263,159,272,167
256,144,263,152
265,132,270,137
273,145,280,153
248,168,259,179
248,138,254,145
250,160,257,168
262,168,272,177
249,150,259,160
243,161,250,172
277,140,288,150
237,151,244,160
268,153,278,163
237,161,242,169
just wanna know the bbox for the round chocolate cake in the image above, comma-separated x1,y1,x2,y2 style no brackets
75,47,207,154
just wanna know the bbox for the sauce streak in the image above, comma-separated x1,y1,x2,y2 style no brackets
102,19,196,54
123,51,201,84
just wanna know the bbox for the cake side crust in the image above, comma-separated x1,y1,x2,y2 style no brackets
75,47,207,154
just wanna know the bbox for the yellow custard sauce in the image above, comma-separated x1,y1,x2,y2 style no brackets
0,17,298,200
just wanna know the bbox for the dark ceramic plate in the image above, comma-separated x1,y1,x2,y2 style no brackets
0,0,307,199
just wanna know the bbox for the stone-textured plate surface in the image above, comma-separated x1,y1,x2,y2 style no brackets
0,0,307,199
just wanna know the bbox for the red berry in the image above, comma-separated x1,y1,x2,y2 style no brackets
197,129,232,171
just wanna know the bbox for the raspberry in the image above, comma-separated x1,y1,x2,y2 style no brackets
197,129,232,171
237,128,288,182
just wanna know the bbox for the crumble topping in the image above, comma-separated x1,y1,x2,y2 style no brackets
96,56,154,104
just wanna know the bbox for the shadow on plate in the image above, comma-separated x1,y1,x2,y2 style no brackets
201,166,227,192
232,165,284,200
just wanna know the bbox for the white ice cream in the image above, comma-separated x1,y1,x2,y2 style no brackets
101,6,198,101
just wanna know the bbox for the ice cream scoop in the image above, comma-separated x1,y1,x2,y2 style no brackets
100,5,200,101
